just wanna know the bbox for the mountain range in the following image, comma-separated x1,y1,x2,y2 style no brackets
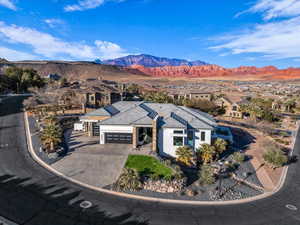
129,64,300,80
97,54,208,67
1,55,300,81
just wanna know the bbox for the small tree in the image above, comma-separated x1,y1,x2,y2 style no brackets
114,168,142,191
175,146,194,166
197,144,216,164
199,164,215,185
213,138,228,159
233,152,246,164
41,123,62,153
263,149,288,169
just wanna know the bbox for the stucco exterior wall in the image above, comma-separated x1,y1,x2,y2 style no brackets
158,128,212,158
194,129,212,149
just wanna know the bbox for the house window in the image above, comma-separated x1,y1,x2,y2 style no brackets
173,136,184,146
201,131,206,141
174,130,184,134
232,106,238,111
187,130,194,146
90,96,95,101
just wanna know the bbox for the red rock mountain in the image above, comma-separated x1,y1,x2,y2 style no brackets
130,64,300,80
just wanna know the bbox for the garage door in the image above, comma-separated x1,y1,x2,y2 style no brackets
105,133,133,144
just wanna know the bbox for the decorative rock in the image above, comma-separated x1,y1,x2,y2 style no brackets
143,178,186,193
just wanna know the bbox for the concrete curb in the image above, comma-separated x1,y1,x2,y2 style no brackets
24,111,298,206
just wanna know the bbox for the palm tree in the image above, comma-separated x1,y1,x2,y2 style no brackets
284,99,296,112
41,123,62,153
44,115,58,125
175,146,194,166
213,138,228,159
197,144,216,164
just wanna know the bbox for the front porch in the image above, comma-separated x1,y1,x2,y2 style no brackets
133,126,155,151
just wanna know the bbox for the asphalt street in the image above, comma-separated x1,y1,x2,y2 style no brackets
0,96,300,225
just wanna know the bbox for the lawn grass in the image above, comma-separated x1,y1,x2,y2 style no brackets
125,155,173,178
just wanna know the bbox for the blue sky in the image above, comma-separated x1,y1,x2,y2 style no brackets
0,0,300,68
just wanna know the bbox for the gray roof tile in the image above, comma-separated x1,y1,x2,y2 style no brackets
81,101,216,129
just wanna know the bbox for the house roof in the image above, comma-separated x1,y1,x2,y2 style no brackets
92,101,217,129
220,95,249,106
80,101,140,119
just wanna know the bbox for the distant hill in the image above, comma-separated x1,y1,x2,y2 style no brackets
1,61,149,81
102,54,209,67
1,59,300,81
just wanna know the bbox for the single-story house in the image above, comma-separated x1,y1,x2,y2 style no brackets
215,96,249,119
169,92,213,102
80,101,217,158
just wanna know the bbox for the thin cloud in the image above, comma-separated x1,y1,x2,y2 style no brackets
0,46,38,61
212,0,300,60
237,0,300,20
44,19,65,28
64,0,125,12
0,0,16,10
65,0,104,12
0,21,130,60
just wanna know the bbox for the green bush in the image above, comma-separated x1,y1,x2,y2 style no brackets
173,172,184,180
263,149,288,169
164,175,173,181
198,164,216,185
233,152,246,164
114,168,142,192
150,173,160,181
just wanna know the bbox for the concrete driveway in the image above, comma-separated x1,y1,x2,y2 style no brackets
52,131,131,188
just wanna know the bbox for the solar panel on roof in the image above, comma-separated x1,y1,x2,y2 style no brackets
171,112,188,126
140,103,158,119
104,105,120,116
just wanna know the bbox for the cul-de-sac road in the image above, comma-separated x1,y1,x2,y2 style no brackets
0,96,300,225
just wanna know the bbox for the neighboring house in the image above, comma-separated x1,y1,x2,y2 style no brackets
271,100,295,113
189,92,213,101
80,101,217,158
272,101,287,112
83,92,102,108
215,96,248,118
169,92,213,102
79,90,122,108
47,73,61,81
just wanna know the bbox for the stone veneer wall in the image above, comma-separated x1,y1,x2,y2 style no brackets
132,126,137,149
152,116,159,152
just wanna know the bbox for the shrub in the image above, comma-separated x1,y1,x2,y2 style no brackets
164,175,173,181
198,164,216,185
173,165,182,173
173,172,184,180
114,168,142,192
164,159,172,167
175,146,194,166
150,173,160,181
233,152,246,164
185,188,197,196
213,138,228,158
263,149,288,169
